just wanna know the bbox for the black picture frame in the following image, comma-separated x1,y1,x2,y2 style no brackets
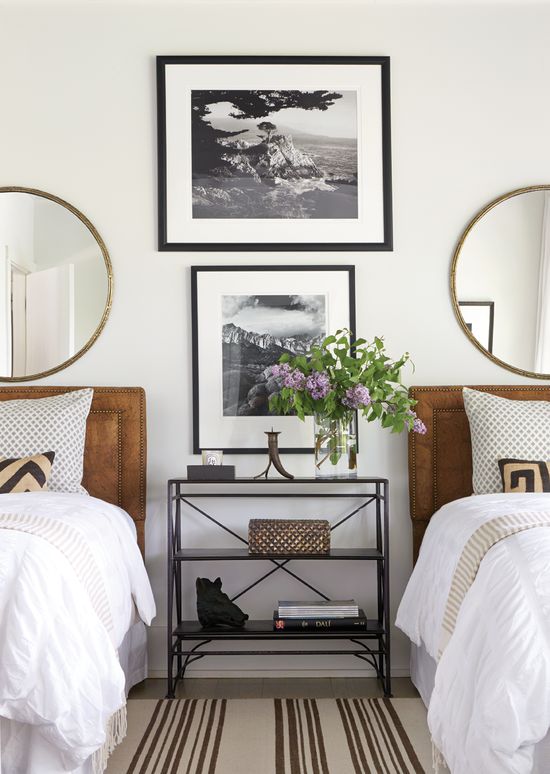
458,301,495,353
157,56,392,252
191,265,357,454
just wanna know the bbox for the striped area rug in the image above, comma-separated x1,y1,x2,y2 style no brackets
106,697,428,774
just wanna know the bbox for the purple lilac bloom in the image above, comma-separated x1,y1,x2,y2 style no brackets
413,417,427,435
342,384,371,409
270,363,291,378
306,371,331,400
283,369,307,390
407,409,427,435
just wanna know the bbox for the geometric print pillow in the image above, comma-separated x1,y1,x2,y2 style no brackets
498,459,550,493
0,388,93,494
0,451,55,493
463,387,550,494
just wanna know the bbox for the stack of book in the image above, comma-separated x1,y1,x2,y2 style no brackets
273,599,368,631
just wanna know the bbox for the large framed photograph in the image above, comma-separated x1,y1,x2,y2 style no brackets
158,56,392,252
191,266,356,453
458,301,495,353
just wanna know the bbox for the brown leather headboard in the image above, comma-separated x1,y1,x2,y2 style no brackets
0,387,146,554
408,385,550,563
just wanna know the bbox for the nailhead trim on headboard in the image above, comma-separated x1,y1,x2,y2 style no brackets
408,385,550,562
0,387,146,553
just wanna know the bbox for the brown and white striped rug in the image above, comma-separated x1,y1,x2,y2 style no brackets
106,697,430,774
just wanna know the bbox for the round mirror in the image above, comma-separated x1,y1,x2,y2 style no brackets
0,187,112,381
451,185,550,379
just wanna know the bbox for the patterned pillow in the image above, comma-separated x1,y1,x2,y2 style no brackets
0,451,55,493
0,389,93,494
463,387,550,494
498,459,550,493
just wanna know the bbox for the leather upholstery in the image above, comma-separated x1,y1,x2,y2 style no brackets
0,386,146,554
408,385,550,563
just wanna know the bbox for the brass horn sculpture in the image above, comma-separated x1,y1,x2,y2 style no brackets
254,429,294,480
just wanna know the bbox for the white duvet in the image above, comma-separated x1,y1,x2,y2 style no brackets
396,493,550,774
0,492,155,772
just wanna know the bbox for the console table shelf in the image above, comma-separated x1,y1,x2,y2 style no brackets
167,477,391,698
174,547,383,561
174,618,385,639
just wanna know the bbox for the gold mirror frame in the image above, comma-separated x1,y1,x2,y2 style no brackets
0,186,113,382
450,184,550,380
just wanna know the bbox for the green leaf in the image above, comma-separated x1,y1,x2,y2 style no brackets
381,414,394,429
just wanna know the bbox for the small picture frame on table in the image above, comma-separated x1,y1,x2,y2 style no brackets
202,450,224,466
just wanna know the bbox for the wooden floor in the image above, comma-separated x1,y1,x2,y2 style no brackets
129,677,419,700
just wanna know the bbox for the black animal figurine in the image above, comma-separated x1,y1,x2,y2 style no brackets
196,577,248,629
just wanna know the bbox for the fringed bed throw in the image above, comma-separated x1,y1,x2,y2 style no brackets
0,512,126,772
92,704,127,774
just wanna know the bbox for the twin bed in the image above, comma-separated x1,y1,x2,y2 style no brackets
400,386,550,774
0,387,155,774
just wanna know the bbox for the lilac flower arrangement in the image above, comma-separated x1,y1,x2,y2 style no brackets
268,330,427,436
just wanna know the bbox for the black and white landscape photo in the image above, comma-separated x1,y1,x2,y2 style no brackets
222,294,327,416
192,90,358,220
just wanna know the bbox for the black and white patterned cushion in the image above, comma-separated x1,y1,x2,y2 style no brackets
463,387,550,494
0,451,55,493
0,389,93,494
498,458,550,493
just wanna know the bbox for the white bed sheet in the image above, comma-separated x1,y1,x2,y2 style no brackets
396,492,550,774
0,620,147,774
0,492,155,774
411,643,550,774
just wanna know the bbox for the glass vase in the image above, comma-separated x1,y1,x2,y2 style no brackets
313,412,357,479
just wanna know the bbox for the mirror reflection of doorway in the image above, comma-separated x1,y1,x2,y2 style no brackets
10,262,27,376
25,264,75,375
6,258,75,378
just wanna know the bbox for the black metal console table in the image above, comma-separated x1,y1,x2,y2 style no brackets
166,477,390,698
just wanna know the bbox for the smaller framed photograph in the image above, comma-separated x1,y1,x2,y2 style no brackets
191,264,356,454
458,301,494,353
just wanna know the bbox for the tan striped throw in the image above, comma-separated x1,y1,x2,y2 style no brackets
0,451,55,493
0,512,124,773
118,698,424,774
438,510,550,659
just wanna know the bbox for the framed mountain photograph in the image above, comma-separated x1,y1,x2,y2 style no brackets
157,56,392,251
191,265,356,453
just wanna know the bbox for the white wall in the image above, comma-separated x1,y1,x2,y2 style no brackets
1,1,550,678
